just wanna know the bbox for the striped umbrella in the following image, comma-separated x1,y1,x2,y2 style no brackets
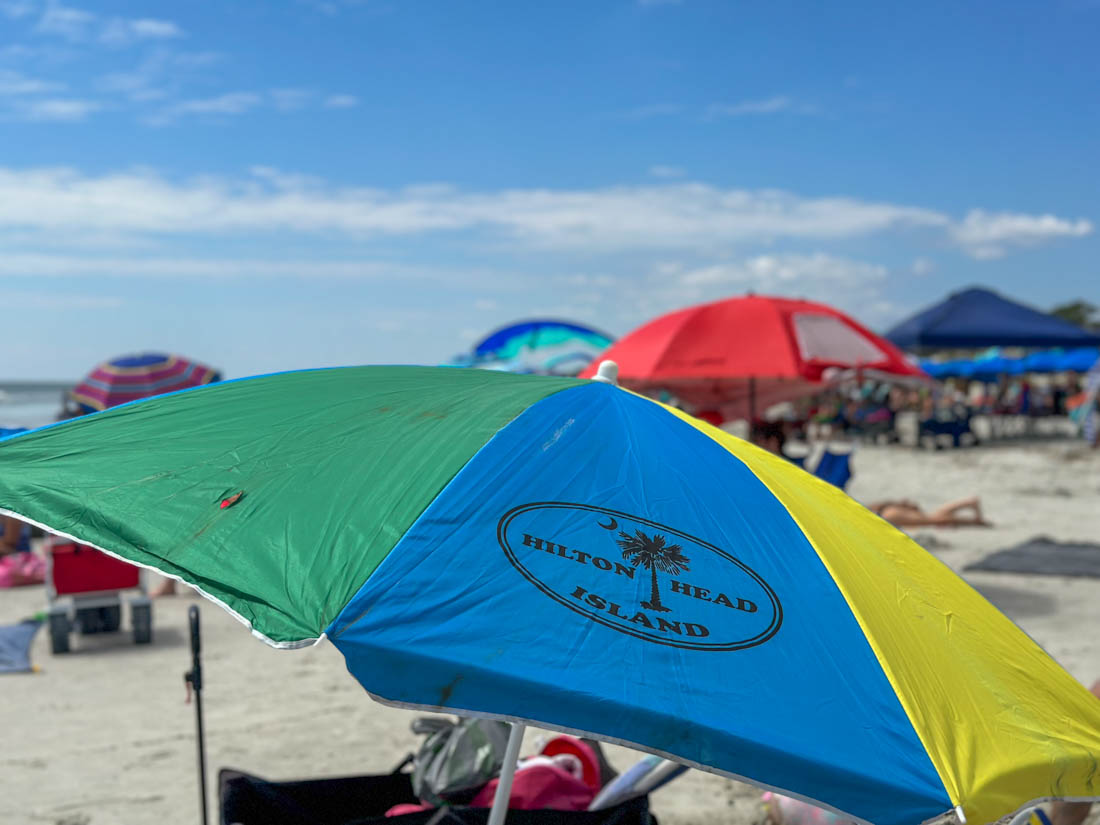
469,320,615,376
70,353,221,413
2,363,1099,825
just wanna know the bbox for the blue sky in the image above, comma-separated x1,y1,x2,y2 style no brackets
0,0,1096,379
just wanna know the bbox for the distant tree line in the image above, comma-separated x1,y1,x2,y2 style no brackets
1050,300,1100,331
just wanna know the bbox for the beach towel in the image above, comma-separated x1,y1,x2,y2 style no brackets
388,758,597,816
965,536,1100,579
0,619,41,674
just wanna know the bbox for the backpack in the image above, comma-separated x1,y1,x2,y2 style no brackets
410,716,512,806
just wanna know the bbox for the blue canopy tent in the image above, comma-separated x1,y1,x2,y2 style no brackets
886,287,1100,350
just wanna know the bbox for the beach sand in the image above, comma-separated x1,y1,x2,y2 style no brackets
3,441,1099,825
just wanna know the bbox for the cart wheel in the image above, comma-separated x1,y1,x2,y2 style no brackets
49,612,71,654
76,606,103,634
101,604,122,633
132,602,152,645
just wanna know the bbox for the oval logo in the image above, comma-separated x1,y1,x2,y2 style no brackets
498,502,782,651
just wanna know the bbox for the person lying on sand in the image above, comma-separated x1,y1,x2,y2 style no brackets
869,495,992,528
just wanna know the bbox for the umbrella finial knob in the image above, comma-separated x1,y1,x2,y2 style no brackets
593,360,619,386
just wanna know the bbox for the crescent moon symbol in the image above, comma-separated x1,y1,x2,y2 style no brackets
597,516,618,531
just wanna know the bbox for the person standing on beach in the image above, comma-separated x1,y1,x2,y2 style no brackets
0,515,30,555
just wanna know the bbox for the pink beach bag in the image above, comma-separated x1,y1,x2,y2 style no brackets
762,792,858,825
0,553,46,588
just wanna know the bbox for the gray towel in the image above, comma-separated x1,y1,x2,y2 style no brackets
966,536,1100,579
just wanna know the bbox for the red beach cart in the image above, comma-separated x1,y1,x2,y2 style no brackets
45,535,152,653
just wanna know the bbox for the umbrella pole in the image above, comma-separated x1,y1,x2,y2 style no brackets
487,722,526,825
749,377,757,435
183,605,209,825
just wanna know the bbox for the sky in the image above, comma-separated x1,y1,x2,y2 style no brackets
0,0,1097,380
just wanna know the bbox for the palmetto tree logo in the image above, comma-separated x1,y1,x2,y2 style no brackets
617,529,691,613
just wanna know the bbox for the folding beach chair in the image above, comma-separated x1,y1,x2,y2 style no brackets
783,443,853,491
218,765,653,825
813,448,853,490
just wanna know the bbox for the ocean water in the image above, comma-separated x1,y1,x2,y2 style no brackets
0,382,73,430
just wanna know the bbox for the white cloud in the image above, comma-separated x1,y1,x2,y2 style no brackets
0,1,35,19
0,69,63,95
0,167,952,246
617,103,682,120
910,257,935,276
97,70,165,101
549,255,901,329
298,0,370,13
149,92,261,123
670,253,887,290
706,96,818,119
0,253,399,279
147,87,349,123
951,210,1094,259
100,17,184,46
34,3,184,45
35,2,96,41
2,289,123,309
324,93,358,108
247,165,326,190
17,98,100,121
0,166,1087,266
96,51,220,103
271,88,313,112
0,44,37,58
648,165,685,179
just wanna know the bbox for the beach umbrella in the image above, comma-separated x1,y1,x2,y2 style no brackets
1055,347,1100,373
1,364,1099,825
70,352,221,414
1022,350,1064,374
969,356,1024,381
919,360,971,379
579,295,927,420
455,319,615,376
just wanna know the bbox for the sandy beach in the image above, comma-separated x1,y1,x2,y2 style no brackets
3,440,1099,825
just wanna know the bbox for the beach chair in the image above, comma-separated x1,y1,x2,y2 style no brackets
218,764,653,825
813,449,852,490
44,535,152,654
783,443,853,490
918,411,974,448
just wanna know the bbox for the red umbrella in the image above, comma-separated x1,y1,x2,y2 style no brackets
580,295,926,421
